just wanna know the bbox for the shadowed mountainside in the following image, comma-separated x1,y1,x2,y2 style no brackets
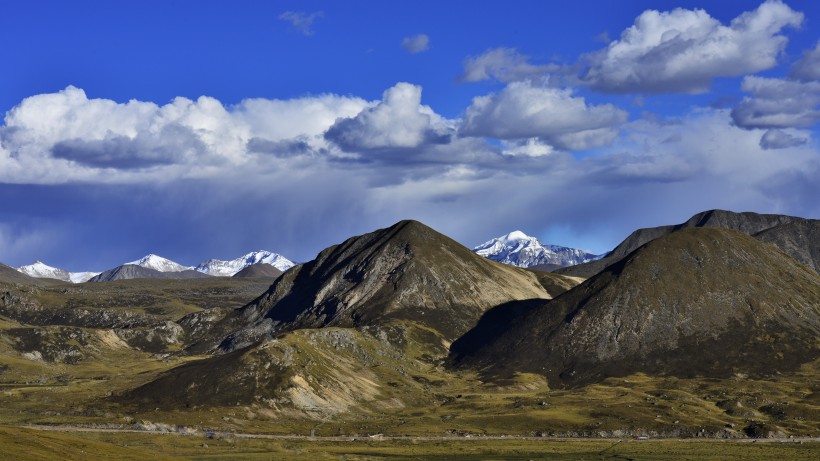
452,227,820,387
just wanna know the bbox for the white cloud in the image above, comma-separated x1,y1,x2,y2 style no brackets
401,34,430,54
279,11,323,36
581,0,802,93
731,76,820,129
460,81,627,150
460,48,558,83
324,82,453,151
0,86,367,184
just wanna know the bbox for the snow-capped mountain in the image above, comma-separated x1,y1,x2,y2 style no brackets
16,261,100,283
474,231,602,268
126,254,193,272
195,251,295,276
16,250,295,283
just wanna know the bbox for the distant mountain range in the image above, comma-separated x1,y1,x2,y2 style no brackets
473,230,602,268
15,250,294,283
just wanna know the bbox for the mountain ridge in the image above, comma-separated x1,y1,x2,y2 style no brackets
557,209,819,277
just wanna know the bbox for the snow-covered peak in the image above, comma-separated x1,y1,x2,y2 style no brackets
126,254,192,272
474,231,602,268
195,250,295,276
16,261,100,283
16,261,71,282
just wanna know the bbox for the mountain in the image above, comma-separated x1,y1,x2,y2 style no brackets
16,261,71,282
15,261,100,283
123,220,582,413
213,220,581,351
557,209,819,277
195,250,294,276
451,227,820,387
474,230,601,268
88,264,211,282
1,262,45,285
126,254,192,272
231,263,284,279
474,231,601,268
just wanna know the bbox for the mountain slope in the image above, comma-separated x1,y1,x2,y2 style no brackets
0,263,48,286
214,220,580,351
88,265,211,282
557,209,819,277
195,251,294,276
474,230,600,268
451,227,820,386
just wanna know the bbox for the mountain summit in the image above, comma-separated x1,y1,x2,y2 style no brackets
217,220,580,351
474,230,600,268
126,254,193,272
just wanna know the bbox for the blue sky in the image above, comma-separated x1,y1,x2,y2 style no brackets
2,0,819,271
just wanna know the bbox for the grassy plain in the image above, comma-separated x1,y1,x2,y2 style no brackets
1,426,818,461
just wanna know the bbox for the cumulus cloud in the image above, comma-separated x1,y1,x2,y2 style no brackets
731,76,820,129
279,11,323,36
581,0,802,93
401,34,430,53
460,81,627,150
460,48,560,83
0,86,367,184
759,128,808,149
324,82,453,152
